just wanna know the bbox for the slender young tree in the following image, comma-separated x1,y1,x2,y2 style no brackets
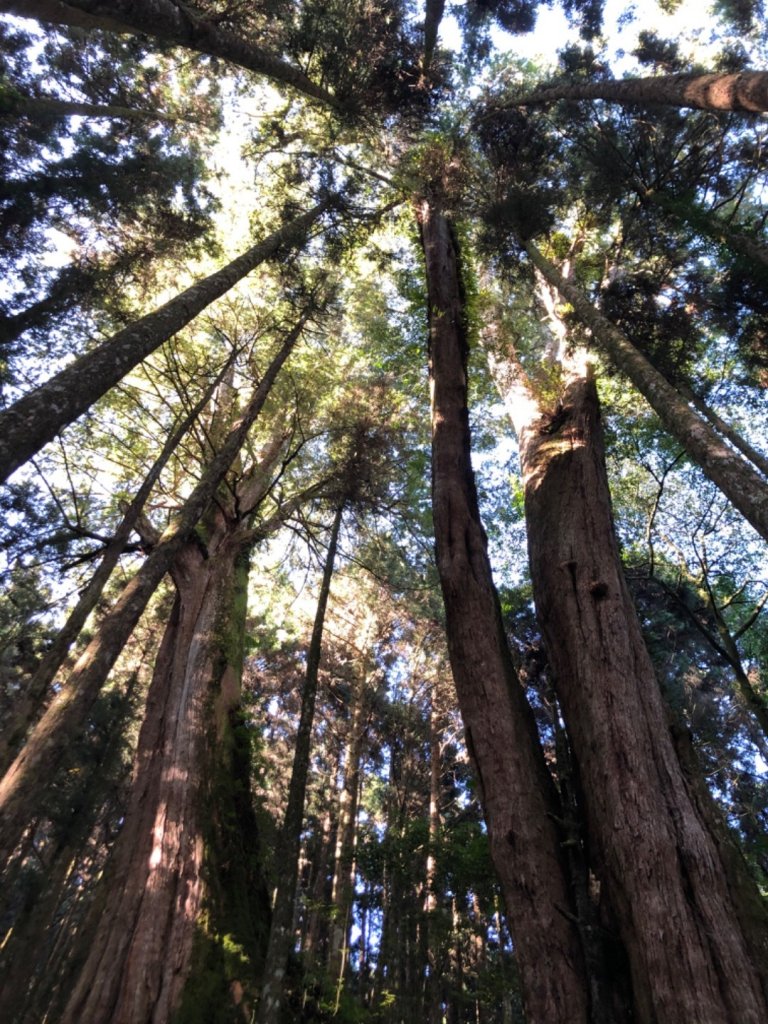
258,501,345,1024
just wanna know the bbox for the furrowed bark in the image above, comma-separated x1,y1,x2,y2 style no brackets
257,503,344,1024
513,70,768,112
417,197,588,1024
0,358,231,774
0,317,308,868
517,363,768,1022
0,200,331,483
525,240,768,542
2,0,340,110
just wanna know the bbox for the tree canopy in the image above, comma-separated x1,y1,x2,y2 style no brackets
1,2,767,1023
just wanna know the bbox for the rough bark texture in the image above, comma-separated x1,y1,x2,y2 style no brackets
0,321,306,867
526,240,768,542
2,0,339,109
0,203,328,482
417,197,589,1024
515,71,768,111
518,366,768,1023
62,520,266,1024
257,503,343,1024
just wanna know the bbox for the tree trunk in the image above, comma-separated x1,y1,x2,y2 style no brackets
3,0,339,109
257,503,344,1024
525,239,768,543
417,196,589,1024
517,360,768,1022
0,90,178,121
0,203,329,482
328,635,371,999
0,320,307,867
514,70,768,112
62,516,266,1023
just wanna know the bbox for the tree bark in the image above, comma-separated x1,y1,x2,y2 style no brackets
0,319,308,868
257,503,344,1024
514,70,768,112
62,518,266,1023
525,239,768,543
417,196,589,1024
2,0,340,110
0,89,178,121
0,202,330,483
517,360,768,1022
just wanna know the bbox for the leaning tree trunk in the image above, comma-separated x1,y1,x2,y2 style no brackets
61,512,267,1024
1,0,339,109
517,360,768,1022
525,239,768,543
416,196,589,1024
0,203,328,482
257,503,344,1024
514,70,768,112
0,359,230,774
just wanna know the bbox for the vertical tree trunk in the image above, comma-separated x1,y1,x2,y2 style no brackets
517,360,768,1022
257,503,344,1024
417,195,589,1024
328,646,370,1000
61,515,267,1024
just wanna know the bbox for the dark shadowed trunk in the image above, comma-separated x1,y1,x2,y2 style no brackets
1,0,339,109
417,195,589,1024
62,513,268,1024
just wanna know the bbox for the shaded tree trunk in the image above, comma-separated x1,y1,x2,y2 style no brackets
62,515,267,1023
417,196,589,1024
514,70,768,111
0,204,329,482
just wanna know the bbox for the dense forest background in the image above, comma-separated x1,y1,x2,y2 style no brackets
1,1,768,1022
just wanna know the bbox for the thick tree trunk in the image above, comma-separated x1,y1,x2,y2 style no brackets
0,203,329,482
518,362,768,1022
525,240,768,542
514,70,768,111
417,197,589,1024
3,0,339,109
0,320,306,867
62,520,266,1023
258,503,344,1024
